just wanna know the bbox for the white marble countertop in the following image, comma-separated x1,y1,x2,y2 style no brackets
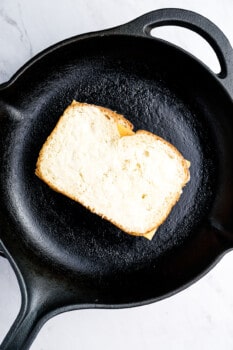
1,0,233,349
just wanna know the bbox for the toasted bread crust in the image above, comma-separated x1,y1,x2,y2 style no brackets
36,100,190,239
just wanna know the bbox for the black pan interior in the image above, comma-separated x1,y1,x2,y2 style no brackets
0,35,233,302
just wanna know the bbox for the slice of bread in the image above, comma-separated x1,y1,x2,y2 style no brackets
35,101,190,239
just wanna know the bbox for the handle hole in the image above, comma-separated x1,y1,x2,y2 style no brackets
150,26,221,74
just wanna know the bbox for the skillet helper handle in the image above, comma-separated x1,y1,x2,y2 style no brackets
117,8,233,96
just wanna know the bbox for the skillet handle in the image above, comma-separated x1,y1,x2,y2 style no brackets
116,8,233,96
0,82,9,91
0,246,42,350
0,250,6,258
1,277,55,350
0,249,80,350
0,241,6,258
1,303,43,350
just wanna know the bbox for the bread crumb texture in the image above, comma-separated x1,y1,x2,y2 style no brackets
36,101,190,239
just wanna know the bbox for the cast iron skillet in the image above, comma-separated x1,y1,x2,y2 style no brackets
0,8,233,349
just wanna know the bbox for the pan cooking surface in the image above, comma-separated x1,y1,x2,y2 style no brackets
1,36,230,288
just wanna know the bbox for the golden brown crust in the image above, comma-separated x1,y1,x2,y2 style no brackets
35,100,190,239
